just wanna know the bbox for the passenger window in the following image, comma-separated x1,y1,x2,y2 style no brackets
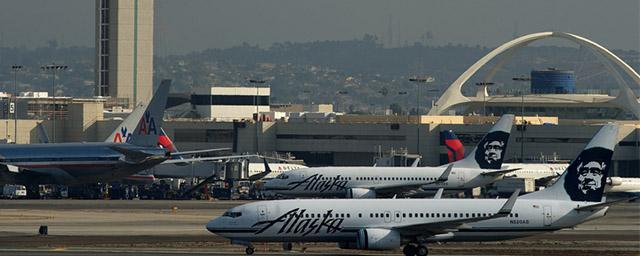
448,213,452,218
347,214,350,218
515,213,519,218
436,213,440,218
403,213,406,218
370,213,373,218
386,213,390,218
466,213,469,218
375,213,379,218
358,213,362,218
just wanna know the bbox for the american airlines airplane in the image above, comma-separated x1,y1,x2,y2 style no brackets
0,80,173,186
261,114,518,198
207,124,626,256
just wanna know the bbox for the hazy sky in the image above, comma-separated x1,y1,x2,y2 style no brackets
0,0,638,55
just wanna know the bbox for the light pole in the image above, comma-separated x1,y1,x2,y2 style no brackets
41,63,68,143
475,82,495,116
248,79,266,153
512,76,530,163
11,65,22,143
408,76,435,157
336,90,348,113
398,91,408,115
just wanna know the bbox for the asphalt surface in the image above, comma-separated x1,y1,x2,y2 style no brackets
0,199,638,255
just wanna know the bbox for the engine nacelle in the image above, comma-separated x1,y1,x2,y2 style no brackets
346,188,376,198
356,228,401,250
607,177,623,186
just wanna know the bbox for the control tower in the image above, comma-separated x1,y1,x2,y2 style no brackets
95,0,154,108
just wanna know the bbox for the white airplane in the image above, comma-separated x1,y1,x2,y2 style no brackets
445,130,639,194
207,124,628,256
262,114,518,198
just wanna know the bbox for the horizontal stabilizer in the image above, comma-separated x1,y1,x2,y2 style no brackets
575,197,637,211
110,146,154,163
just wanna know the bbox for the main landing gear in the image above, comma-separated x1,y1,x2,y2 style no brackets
403,243,429,256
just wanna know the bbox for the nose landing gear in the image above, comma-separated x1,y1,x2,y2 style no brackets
245,247,255,255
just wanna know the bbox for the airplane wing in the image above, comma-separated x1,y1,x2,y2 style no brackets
481,168,521,176
162,154,259,165
169,148,232,157
394,190,519,236
373,165,454,197
574,197,638,211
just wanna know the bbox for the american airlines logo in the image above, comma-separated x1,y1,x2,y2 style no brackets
287,174,348,192
113,127,132,143
252,208,343,236
138,111,158,135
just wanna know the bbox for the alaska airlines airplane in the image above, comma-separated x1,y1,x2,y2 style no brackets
0,80,173,186
261,114,517,198
207,124,624,256
445,130,639,194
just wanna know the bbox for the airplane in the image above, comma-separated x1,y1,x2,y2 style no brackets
445,130,639,194
206,123,629,256
261,114,518,198
0,80,173,186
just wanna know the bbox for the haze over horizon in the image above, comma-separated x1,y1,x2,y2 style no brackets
0,0,638,55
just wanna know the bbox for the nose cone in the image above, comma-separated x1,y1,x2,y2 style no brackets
205,218,220,234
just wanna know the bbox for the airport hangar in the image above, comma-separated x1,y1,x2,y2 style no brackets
0,31,637,177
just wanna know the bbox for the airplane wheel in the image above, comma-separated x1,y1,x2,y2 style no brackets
403,244,417,256
283,242,293,251
417,245,429,256
245,247,255,255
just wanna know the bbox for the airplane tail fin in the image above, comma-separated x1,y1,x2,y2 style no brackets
157,128,178,153
442,130,464,163
451,114,514,169
106,80,171,147
521,124,618,202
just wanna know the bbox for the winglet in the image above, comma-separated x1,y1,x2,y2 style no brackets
248,157,273,181
410,157,421,167
497,189,520,215
437,164,454,182
433,188,444,199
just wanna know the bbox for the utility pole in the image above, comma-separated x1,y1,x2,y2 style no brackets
248,79,266,153
11,65,22,143
408,76,435,159
512,76,530,163
41,63,68,143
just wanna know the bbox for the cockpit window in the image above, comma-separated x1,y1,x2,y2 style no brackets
222,211,242,218
276,173,289,179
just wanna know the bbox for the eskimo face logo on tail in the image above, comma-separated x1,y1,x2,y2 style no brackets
138,110,158,135
474,131,509,169
113,127,132,143
252,208,343,236
564,147,612,202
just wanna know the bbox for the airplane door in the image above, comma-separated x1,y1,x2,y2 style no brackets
394,211,402,223
384,211,391,223
543,206,552,226
257,205,269,222
457,170,465,188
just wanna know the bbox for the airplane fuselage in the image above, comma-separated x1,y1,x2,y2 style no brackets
263,166,505,198
0,142,167,185
207,198,607,243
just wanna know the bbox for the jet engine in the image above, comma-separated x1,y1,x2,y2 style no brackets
355,228,401,250
607,177,623,186
346,188,376,198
